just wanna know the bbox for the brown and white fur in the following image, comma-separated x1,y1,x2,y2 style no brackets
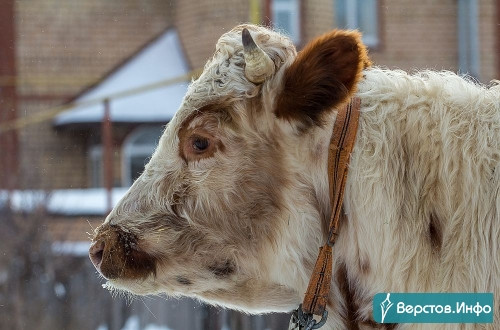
89,24,500,329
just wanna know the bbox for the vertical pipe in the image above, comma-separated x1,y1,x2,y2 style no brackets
249,0,261,24
346,0,357,28
457,0,468,74
497,0,500,78
458,0,480,78
102,99,113,214
299,0,305,47
264,0,272,27
0,0,18,192
468,0,480,78
220,309,229,330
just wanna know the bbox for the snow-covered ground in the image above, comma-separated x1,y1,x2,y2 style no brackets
97,315,173,330
0,187,128,215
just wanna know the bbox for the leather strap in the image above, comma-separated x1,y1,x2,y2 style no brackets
301,97,361,317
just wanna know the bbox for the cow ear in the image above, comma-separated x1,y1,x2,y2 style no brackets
274,30,371,129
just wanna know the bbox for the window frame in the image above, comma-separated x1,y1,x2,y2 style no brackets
121,125,162,187
335,0,380,49
271,0,301,44
88,145,103,188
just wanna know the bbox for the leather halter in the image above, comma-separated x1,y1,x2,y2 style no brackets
290,97,361,329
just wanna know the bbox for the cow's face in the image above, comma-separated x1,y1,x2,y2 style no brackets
89,24,369,313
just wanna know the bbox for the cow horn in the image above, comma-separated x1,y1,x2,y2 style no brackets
242,28,275,83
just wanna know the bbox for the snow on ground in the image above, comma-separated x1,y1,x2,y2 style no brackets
0,187,128,216
120,315,173,330
52,241,92,256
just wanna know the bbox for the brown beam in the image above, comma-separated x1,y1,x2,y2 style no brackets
497,0,500,78
263,0,271,27
101,99,113,214
0,0,18,190
18,94,74,102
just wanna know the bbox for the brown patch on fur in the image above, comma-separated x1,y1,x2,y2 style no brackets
358,319,398,329
208,260,235,278
176,275,193,286
359,256,370,275
428,212,442,253
92,224,157,280
274,30,371,129
336,263,397,329
336,263,360,329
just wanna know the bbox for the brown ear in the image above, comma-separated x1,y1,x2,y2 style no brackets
274,30,371,129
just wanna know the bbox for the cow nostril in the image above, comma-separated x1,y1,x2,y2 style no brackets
89,240,105,270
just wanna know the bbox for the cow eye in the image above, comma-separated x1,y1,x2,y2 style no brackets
181,132,217,162
192,137,209,152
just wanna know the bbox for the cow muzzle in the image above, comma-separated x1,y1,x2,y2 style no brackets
89,224,157,280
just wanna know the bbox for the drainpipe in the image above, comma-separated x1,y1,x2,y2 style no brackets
102,99,113,214
0,0,18,192
458,0,480,79
497,0,500,78
249,0,261,24
264,0,271,26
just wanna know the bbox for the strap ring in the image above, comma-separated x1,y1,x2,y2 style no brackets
297,304,328,329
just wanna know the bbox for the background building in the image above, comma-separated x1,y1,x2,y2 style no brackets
0,1,498,329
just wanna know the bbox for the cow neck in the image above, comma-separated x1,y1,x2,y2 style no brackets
289,97,361,330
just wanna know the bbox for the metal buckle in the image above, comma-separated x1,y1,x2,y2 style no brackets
288,304,328,330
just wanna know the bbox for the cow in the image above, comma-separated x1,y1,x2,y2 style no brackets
89,24,500,329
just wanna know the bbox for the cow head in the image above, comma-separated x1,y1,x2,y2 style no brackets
89,24,370,313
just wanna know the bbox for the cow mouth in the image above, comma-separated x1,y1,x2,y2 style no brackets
89,224,157,280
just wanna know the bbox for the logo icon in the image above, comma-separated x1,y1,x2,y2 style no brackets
373,292,493,324
380,293,394,323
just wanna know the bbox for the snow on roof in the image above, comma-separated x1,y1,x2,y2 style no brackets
54,28,189,126
0,188,129,216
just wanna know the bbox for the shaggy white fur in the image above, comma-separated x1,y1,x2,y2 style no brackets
264,67,500,329
331,69,500,329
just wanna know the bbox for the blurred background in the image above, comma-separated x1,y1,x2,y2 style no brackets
0,0,498,329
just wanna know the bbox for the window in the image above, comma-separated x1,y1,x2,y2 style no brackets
335,0,379,48
122,125,163,187
272,0,300,44
88,145,103,188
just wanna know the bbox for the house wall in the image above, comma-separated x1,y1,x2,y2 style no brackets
479,0,499,83
17,100,89,189
14,0,173,189
368,0,458,73
302,0,335,46
300,0,498,83
369,0,497,83
0,0,18,190
174,0,499,84
174,0,250,70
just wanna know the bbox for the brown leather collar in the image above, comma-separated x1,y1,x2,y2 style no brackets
290,97,361,329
